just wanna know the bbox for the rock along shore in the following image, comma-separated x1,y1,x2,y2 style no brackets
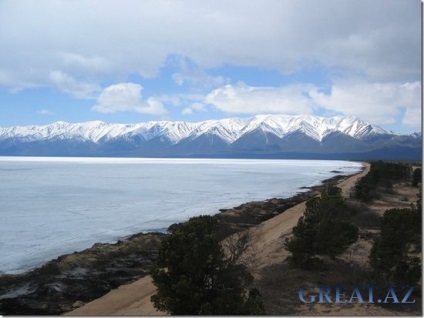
0,170,359,315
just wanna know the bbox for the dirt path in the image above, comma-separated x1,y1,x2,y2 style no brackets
66,163,369,316
65,276,165,316
241,162,370,276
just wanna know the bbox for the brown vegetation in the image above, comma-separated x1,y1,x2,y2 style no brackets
3,161,421,316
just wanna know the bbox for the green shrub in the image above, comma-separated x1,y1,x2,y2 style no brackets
370,208,421,285
285,186,358,268
151,215,265,315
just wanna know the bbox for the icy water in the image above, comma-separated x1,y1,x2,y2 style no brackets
0,157,362,274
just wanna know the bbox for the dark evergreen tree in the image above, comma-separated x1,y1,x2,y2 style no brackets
285,186,358,268
355,161,413,202
412,167,422,187
370,207,422,285
150,215,265,315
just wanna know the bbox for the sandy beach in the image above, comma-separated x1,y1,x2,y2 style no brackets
67,163,372,316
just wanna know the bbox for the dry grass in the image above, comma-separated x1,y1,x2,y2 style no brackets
256,260,422,316
66,163,422,316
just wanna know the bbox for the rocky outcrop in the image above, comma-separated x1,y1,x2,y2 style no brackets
0,233,165,315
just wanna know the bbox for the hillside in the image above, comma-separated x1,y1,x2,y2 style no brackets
67,162,422,316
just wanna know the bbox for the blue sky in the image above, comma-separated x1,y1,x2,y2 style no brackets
0,0,421,133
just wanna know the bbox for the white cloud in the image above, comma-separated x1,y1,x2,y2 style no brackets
0,0,420,93
92,83,167,115
205,82,314,114
181,102,207,116
37,109,55,116
173,72,227,88
49,71,100,99
61,52,111,76
156,95,182,107
171,56,228,88
203,80,421,130
403,107,421,130
181,107,193,115
0,0,420,132
399,82,422,130
191,103,207,112
310,81,421,128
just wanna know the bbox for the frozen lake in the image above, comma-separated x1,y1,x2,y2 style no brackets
0,157,362,274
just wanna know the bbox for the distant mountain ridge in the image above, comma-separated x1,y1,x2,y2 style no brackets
0,115,421,160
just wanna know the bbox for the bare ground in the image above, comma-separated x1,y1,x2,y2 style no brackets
67,162,422,316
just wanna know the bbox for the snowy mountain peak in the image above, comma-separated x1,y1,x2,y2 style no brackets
0,115,395,145
236,114,390,142
0,114,420,159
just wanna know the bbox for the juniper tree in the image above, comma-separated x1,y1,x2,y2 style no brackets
150,215,265,315
285,186,358,268
370,207,421,285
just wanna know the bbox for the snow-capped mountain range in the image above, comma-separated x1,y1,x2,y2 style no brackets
0,115,421,160
0,115,393,143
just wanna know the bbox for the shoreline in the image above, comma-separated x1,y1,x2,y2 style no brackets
0,164,365,315
1,163,362,276
67,162,371,316
0,157,362,276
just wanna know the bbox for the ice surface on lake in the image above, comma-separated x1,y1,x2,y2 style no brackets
0,157,362,274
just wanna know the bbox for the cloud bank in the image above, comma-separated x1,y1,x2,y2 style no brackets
205,83,314,115
0,0,420,91
204,81,421,130
0,0,420,132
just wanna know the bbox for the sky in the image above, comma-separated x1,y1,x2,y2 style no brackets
0,0,421,134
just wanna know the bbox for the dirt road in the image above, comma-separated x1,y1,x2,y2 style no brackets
67,163,370,316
